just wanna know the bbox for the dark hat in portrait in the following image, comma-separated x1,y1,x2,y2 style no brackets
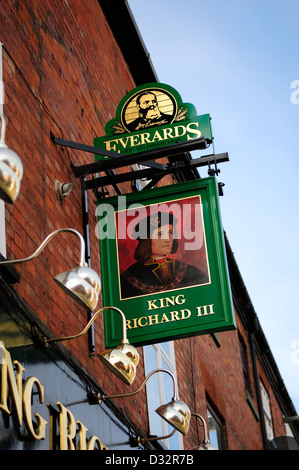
120,211,209,299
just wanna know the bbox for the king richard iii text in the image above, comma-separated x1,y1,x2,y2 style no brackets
126,294,215,329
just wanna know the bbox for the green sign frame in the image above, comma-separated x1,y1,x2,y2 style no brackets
97,177,235,347
94,83,214,157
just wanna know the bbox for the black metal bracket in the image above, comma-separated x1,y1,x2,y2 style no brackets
50,132,167,171
83,152,228,190
50,132,228,195
50,132,124,196
71,136,209,177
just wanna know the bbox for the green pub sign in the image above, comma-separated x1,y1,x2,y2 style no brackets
97,177,235,347
95,83,234,347
94,82,213,156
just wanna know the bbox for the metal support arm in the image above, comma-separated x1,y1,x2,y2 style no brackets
50,133,228,194
71,137,209,177
84,152,229,191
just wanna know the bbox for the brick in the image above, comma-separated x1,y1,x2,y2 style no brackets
0,0,292,450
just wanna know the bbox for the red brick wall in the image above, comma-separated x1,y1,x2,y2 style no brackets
0,0,178,441
177,310,287,450
0,0,289,450
176,318,263,450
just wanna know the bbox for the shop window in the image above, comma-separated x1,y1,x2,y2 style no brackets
260,380,274,441
0,201,6,257
207,402,224,449
143,342,183,450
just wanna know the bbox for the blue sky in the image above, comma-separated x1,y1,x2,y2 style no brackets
128,0,299,416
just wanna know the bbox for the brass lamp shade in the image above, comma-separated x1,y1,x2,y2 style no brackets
99,341,140,386
156,399,191,436
0,144,23,203
54,265,101,312
43,306,138,386
0,228,101,312
96,368,189,430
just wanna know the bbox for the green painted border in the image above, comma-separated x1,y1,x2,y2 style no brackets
98,177,235,347
93,82,214,157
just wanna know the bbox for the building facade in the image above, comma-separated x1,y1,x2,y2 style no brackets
0,0,298,451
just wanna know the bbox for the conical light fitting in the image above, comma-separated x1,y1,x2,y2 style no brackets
99,341,140,386
156,399,191,436
54,264,101,312
0,144,23,203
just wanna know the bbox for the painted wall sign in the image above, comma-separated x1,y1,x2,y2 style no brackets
94,83,213,156
0,343,108,450
97,177,235,347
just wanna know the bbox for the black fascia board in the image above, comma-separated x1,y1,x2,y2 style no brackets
98,0,157,85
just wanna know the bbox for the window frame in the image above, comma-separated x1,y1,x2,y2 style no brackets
259,379,274,441
0,200,6,257
206,400,225,450
143,341,184,450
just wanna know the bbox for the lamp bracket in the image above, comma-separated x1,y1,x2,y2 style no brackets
0,253,20,284
87,392,101,405
33,335,49,349
283,416,299,423
129,429,177,447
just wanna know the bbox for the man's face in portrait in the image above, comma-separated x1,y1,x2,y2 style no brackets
151,224,174,258
137,93,161,120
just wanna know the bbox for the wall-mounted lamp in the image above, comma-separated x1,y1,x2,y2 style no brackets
191,413,218,450
39,306,139,386
0,44,23,204
95,368,191,436
0,115,23,204
0,228,101,312
130,411,218,450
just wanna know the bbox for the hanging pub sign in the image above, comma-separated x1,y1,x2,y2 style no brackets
97,177,235,347
94,82,214,156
